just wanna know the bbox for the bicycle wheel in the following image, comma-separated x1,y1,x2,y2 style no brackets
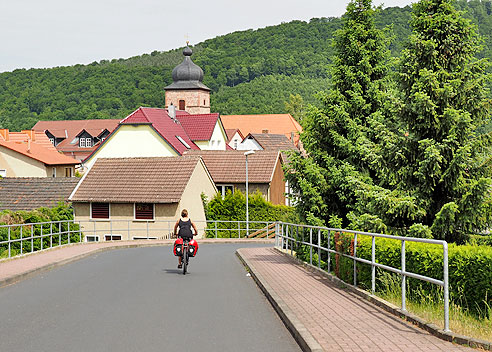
183,247,188,275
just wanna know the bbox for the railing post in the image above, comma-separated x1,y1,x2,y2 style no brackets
443,242,450,332
8,226,11,258
31,225,34,253
59,222,62,246
128,220,130,240
146,221,149,239
309,228,313,266
317,229,321,269
50,222,53,248
290,225,293,256
353,233,357,287
20,225,23,255
68,221,70,245
215,221,217,239
372,236,376,294
41,224,43,251
79,221,82,243
327,230,331,273
401,240,406,310
238,221,240,239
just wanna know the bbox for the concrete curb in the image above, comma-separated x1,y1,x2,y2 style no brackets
273,247,492,351
236,248,324,352
0,239,274,289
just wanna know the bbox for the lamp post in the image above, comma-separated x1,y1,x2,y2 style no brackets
244,150,255,237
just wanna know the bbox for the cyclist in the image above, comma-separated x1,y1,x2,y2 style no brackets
173,209,198,268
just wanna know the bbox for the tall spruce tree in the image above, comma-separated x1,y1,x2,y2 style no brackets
395,0,492,242
286,0,398,229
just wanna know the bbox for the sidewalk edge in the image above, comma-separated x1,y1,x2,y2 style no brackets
236,248,324,352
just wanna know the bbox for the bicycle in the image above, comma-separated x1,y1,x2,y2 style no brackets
182,238,190,275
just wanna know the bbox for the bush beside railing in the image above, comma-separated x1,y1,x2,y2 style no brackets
293,230,492,318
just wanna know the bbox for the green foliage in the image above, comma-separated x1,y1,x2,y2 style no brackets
0,203,80,258
395,0,492,242
203,190,297,238
288,0,492,242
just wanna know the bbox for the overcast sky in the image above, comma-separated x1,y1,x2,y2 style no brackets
0,0,414,73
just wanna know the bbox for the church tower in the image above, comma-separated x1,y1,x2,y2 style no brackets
165,45,210,114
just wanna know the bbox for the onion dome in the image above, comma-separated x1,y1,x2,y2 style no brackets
165,45,210,91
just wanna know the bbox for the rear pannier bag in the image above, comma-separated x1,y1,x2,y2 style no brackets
188,239,198,257
173,238,183,256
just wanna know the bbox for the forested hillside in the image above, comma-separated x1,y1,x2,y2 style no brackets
1,0,491,130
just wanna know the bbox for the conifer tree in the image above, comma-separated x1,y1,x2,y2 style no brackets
286,0,397,228
395,0,492,242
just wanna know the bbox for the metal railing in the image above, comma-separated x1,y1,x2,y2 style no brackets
275,222,450,332
0,219,276,260
0,220,82,259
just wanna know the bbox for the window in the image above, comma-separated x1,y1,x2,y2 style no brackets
218,185,234,198
79,137,92,148
233,140,238,149
65,167,73,177
179,100,185,110
176,135,191,149
52,167,56,178
135,203,154,220
0,169,6,177
91,203,110,219
86,235,99,242
49,138,55,145
203,99,206,105
132,236,158,240
105,235,122,241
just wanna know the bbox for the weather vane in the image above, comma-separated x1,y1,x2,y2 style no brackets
185,33,190,46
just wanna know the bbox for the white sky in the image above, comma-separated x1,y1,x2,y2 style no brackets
0,0,414,73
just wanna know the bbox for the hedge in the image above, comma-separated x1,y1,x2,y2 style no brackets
295,232,492,318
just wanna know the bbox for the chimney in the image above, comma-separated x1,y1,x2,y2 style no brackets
0,129,9,141
22,130,36,141
168,103,178,123
27,137,31,153
262,129,269,134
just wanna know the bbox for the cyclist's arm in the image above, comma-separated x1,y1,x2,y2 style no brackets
173,220,179,237
191,221,198,236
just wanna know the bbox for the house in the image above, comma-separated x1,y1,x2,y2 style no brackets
237,133,298,152
31,119,120,162
0,177,79,211
69,156,217,241
0,129,80,178
183,150,286,205
82,46,227,170
226,129,244,150
221,114,303,147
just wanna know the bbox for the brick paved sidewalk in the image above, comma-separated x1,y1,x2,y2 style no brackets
0,238,272,287
237,247,475,352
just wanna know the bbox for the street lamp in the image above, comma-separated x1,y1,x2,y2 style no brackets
244,150,255,237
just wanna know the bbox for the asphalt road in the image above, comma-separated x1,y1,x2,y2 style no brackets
0,243,301,352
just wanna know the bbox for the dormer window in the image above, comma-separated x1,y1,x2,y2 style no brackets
179,100,185,110
79,137,92,148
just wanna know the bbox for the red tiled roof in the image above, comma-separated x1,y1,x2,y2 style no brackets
0,177,79,211
120,107,199,154
32,119,120,153
176,113,219,141
70,157,203,203
183,150,280,183
0,137,80,166
221,114,302,146
225,129,244,143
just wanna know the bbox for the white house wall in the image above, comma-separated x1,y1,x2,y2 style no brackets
237,138,262,151
227,132,243,150
195,121,227,150
84,125,178,170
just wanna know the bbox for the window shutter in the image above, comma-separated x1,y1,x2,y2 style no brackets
135,203,154,220
92,203,109,219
